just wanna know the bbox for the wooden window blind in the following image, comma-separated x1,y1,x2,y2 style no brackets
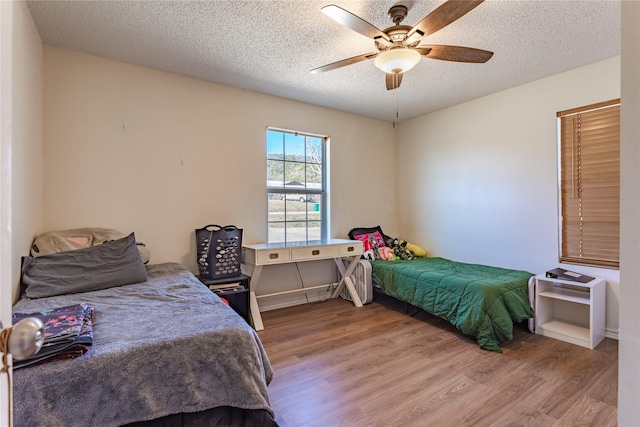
558,99,620,269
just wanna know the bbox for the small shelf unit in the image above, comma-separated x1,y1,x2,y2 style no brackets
534,274,606,349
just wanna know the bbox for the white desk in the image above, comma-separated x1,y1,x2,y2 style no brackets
242,239,364,330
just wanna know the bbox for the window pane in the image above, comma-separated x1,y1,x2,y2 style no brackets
266,130,284,160
267,160,284,187
268,197,284,218
285,199,306,221
284,133,305,160
268,222,285,244
306,164,322,189
306,136,322,164
307,200,322,241
286,222,308,242
284,163,305,187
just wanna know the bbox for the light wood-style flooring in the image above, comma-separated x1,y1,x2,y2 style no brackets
257,293,618,427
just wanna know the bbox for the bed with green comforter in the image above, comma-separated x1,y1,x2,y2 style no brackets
371,257,534,352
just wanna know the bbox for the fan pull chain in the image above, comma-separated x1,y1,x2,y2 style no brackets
396,87,399,120
392,84,399,128
391,85,395,128
392,90,396,128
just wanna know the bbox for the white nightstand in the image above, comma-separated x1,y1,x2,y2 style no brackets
534,274,606,349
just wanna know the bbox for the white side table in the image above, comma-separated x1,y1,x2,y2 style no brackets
534,274,606,349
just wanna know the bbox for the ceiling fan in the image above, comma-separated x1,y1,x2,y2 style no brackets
311,0,493,90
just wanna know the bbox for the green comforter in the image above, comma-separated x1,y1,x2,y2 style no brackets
371,257,534,352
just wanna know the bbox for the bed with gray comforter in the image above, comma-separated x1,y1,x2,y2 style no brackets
13,262,277,427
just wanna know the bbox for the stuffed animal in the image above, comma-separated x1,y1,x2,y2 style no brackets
362,248,376,260
377,246,395,261
385,237,416,260
405,242,427,257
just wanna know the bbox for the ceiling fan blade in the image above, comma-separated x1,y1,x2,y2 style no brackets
385,72,403,90
407,0,485,41
322,5,391,44
311,52,379,74
418,45,493,63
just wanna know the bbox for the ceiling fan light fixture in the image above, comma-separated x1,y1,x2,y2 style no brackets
374,48,421,74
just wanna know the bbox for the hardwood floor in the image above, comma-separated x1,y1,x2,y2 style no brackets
257,293,618,427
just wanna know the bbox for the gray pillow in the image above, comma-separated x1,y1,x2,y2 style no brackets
21,233,148,298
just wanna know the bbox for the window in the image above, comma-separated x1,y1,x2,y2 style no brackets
558,99,620,268
266,128,327,243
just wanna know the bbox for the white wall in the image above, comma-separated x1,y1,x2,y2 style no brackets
0,0,43,423
396,57,621,335
618,1,640,424
42,47,397,309
11,1,43,302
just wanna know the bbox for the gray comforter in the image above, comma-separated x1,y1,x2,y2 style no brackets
13,263,275,427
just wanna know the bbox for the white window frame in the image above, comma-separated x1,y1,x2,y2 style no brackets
266,127,328,243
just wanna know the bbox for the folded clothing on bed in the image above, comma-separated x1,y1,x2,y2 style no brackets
12,303,94,369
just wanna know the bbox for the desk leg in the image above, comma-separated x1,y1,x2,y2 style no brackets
342,275,363,307
332,256,363,307
250,292,263,331
248,265,265,331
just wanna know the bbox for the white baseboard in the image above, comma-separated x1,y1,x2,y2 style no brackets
605,327,619,340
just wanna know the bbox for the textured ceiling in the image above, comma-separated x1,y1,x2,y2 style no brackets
27,0,621,123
